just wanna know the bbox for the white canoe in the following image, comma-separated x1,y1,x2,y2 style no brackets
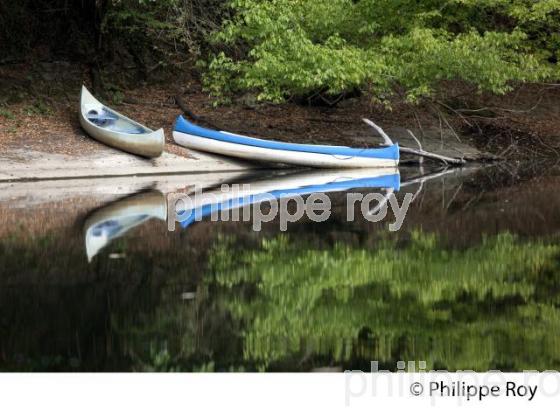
80,86,164,158
173,115,399,168
84,190,167,261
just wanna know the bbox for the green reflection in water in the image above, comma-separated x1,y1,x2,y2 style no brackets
207,232,560,371
4,228,560,372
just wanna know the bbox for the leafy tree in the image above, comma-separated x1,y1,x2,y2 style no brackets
203,0,560,103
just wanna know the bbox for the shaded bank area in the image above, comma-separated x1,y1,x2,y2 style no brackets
1,1,560,166
2,1,560,168
1,164,560,371
1,61,559,166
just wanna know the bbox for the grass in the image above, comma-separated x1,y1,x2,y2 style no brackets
24,101,52,116
0,107,15,120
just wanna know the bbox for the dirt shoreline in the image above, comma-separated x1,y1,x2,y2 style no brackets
1,63,559,175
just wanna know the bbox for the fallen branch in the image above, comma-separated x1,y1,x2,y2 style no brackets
408,129,424,170
407,129,423,151
174,94,201,122
174,94,221,130
399,146,466,165
400,167,459,189
369,167,465,215
362,118,394,146
363,118,466,166
367,188,394,216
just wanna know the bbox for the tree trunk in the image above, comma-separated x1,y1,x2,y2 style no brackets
90,0,109,95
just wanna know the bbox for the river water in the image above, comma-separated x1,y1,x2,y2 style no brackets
1,163,559,371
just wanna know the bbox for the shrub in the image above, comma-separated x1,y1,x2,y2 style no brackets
203,0,560,104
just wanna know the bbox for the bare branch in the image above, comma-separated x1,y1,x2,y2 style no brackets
362,118,394,146
407,128,425,170
400,146,466,165
399,167,458,188
362,118,465,166
367,188,394,216
407,129,423,151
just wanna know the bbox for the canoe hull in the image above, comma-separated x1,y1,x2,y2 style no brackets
175,168,400,228
80,86,164,158
84,190,167,261
173,130,399,168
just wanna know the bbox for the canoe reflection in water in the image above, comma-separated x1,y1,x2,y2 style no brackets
83,167,459,262
84,190,167,262
173,168,400,229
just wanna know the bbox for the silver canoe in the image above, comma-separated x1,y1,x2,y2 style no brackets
79,85,164,158
84,190,167,261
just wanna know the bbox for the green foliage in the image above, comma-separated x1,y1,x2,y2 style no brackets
103,0,178,37
24,101,52,116
103,0,231,62
100,0,180,70
0,107,15,120
208,232,560,370
204,0,560,103
200,53,243,104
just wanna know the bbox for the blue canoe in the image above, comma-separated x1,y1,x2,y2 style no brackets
173,115,399,168
176,168,400,228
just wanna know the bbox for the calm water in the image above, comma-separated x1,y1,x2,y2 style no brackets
1,164,560,372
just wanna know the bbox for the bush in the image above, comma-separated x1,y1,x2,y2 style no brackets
203,0,560,104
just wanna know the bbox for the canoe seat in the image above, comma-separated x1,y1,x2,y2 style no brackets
87,108,145,134
87,109,119,125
